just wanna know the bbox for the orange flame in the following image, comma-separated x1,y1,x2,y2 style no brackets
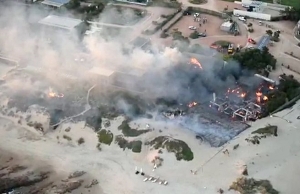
256,92,263,97
240,93,246,98
263,96,268,101
48,87,64,98
269,86,274,90
188,102,197,108
190,58,203,69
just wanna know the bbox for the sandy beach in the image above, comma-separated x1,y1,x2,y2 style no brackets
0,99,300,194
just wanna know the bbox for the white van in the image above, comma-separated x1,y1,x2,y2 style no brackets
238,17,246,22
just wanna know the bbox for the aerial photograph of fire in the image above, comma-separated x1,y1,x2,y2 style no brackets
1,0,300,193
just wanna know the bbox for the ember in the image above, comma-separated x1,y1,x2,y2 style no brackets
188,102,197,108
47,87,64,98
190,58,203,69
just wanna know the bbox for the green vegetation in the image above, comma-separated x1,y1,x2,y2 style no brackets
118,120,150,137
213,40,232,48
252,125,278,136
280,0,299,8
229,177,279,194
232,48,300,114
66,0,105,20
232,47,276,72
281,6,300,21
146,136,194,161
86,116,102,132
97,129,114,145
63,135,72,141
77,137,85,145
189,31,199,39
115,135,142,153
189,0,207,4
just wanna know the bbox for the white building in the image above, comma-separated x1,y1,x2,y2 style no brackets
38,15,83,31
234,0,288,21
220,21,234,32
41,0,70,8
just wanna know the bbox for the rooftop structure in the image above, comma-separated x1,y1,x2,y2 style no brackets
235,0,288,20
256,35,271,50
41,0,70,8
220,21,234,32
38,15,83,31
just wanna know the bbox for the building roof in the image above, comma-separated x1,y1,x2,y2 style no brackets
88,67,115,77
41,0,70,8
221,21,233,28
38,15,82,30
257,35,270,50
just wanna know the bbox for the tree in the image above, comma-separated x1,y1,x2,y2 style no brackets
189,31,199,39
232,48,276,71
266,30,273,36
281,7,300,21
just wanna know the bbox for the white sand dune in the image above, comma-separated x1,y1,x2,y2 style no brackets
0,101,300,194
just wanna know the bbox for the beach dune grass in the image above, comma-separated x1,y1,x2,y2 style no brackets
229,177,279,194
252,125,278,136
118,120,150,137
115,135,142,153
98,129,114,145
146,136,194,161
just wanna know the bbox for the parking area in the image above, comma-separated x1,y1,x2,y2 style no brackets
168,14,229,37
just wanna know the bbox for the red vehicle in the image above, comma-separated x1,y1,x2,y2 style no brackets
248,38,256,44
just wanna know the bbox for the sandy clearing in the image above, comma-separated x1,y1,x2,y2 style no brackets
0,100,300,193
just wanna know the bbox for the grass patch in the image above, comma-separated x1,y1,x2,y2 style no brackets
145,136,194,161
252,125,278,136
118,120,150,137
213,40,232,48
115,135,142,153
97,129,114,145
229,177,279,194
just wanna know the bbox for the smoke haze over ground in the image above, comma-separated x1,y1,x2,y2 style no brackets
0,2,262,146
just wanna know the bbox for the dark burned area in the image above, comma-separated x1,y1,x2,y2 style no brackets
4,59,274,147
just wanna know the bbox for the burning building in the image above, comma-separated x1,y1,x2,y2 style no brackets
87,66,146,95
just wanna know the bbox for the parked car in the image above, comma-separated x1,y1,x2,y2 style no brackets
198,32,206,37
238,17,246,22
189,26,197,30
242,4,249,8
248,38,256,44
194,13,200,17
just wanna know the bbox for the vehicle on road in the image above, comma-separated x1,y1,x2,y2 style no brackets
194,13,200,17
228,44,234,54
189,26,197,30
198,32,206,37
248,38,256,44
238,17,246,22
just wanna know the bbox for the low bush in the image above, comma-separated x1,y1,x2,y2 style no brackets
97,129,114,145
77,137,85,145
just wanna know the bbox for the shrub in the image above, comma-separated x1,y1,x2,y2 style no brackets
189,31,199,39
96,143,102,151
97,129,114,145
248,28,254,33
160,33,169,38
77,137,85,145
118,120,150,137
63,135,72,141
